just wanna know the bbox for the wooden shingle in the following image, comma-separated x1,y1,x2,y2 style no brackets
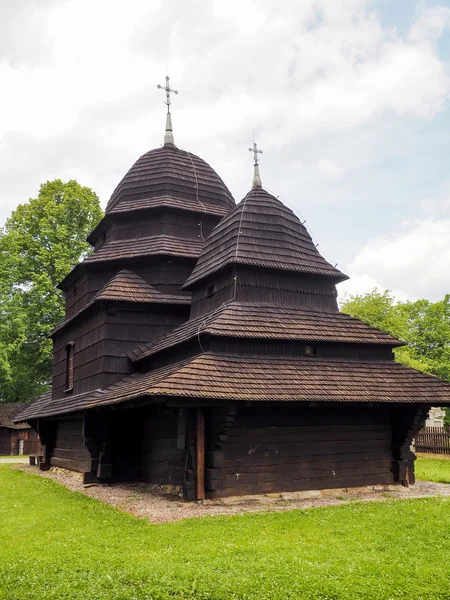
183,188,347,289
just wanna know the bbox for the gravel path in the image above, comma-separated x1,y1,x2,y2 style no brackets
0,457,29,464
13,464,450,524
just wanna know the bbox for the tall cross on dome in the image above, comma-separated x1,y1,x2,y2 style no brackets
249,142,263,188
157,75,179,146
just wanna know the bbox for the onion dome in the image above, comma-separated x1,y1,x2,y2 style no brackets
105,145,235,215
183,187,348,289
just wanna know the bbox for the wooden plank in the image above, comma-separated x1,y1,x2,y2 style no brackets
224,439,391,458
222,464,391,486
226,429,390,444
196,407,205,501
223,458,392,475
224,451,389,468
211,472,394,498
50,456,90,473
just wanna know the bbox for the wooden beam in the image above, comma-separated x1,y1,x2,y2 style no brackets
196,407,205,501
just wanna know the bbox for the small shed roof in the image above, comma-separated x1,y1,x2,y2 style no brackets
0,403,32,429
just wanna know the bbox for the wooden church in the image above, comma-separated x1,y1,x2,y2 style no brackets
15,78,450,500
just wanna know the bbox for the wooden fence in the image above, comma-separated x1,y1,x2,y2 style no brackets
416,427,450,455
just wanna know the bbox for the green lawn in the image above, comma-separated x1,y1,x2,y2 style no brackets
2,467,450,599
416,455,450,484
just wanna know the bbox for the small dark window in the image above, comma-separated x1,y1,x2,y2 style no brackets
304,345,318,357
73,284,77,297
102,231,106,242
207,284,216,298
65,342,75,391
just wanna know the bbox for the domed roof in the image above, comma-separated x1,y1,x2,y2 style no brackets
105,145,235,215
183,187,348,288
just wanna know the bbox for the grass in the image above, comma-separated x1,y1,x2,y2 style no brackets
416,454,450,484
2,467,450,599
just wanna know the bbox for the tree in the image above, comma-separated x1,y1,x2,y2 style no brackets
341,289,450,423
0,180,103,403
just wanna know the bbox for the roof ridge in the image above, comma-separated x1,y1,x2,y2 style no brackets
94,269,164,301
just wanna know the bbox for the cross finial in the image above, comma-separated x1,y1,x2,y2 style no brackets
157,76,179,145
248,142,263,188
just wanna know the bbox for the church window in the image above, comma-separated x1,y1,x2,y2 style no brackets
304,345,318,357
73,284,77,296
207,284,216,298
65,342,75,391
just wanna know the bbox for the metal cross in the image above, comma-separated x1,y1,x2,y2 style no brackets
157,76,178,111
249,142,263,165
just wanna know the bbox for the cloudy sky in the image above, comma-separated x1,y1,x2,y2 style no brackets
1,0,449,302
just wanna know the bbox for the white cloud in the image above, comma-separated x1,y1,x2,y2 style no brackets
342,218,450,300
1,0,450,308
317,158,344,179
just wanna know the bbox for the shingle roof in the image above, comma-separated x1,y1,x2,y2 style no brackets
108,195,230,218
183,188,347,289
52,270,190,336
14,354,450,420
84,235,203,264
106,145,235,214
94,269,190,304
129,302,403,362
0,402,34,429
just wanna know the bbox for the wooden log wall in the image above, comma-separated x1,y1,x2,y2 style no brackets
190,266,339,319
0,429,13,455
50,417,91,473
96,212,218,248
391,405,428,485
210,339,394,361
111,405,185,488
52,311,106,398
206,405,394,498
102,306,188,389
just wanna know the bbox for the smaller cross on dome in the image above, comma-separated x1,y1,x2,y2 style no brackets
157,76,179,112
157,75,179,146
249,142,263,188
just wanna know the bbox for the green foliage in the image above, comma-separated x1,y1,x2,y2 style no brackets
341,289,450,380
2,467,450,599
415,456,450,484
0,180,102,402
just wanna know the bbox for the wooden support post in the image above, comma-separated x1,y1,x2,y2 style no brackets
196,407,205,501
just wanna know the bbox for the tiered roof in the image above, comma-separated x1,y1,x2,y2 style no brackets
17,354,450,420
52,270,190,335
183,187,347,288
130,303,403,363
106,145,235,214
14,154,450,425
84,235,204,264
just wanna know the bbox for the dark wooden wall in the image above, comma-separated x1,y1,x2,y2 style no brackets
206,404,394,498
94,211,218,251
52,311,106,398
190,266,339,319
111,405,185,488
50,417,90,473
0,428,13,455
210,339,394,361
102,307,188,389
